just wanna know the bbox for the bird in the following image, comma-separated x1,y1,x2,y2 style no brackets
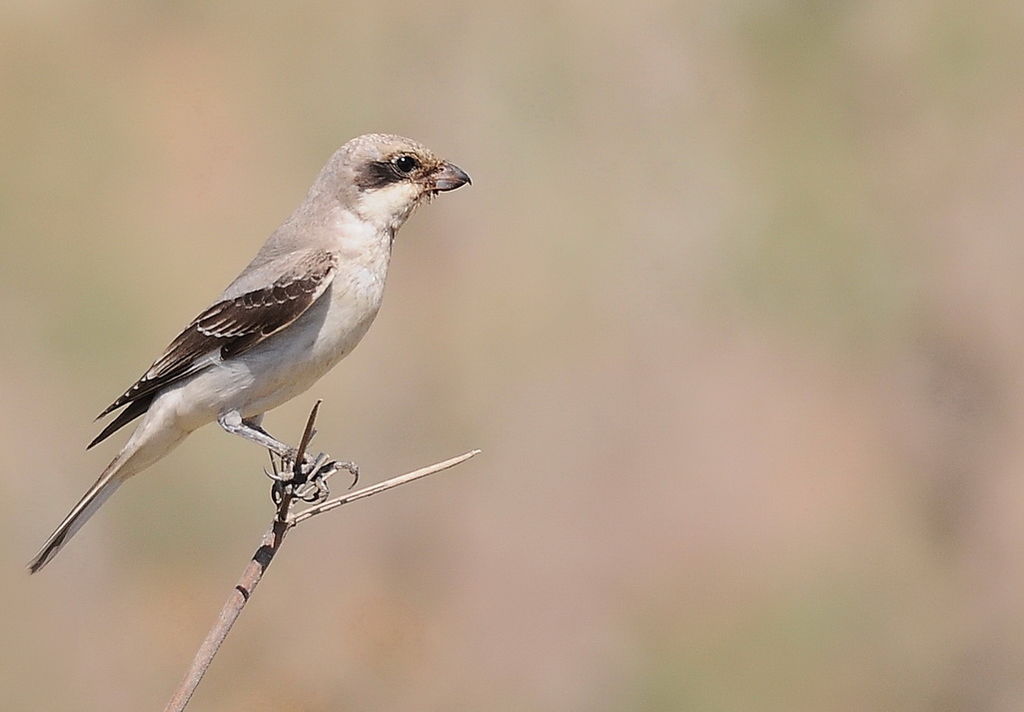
28,133,471,573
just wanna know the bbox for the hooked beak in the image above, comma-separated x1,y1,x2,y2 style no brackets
430,161,472,192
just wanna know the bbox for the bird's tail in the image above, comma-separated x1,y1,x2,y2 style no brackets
28,455,128,574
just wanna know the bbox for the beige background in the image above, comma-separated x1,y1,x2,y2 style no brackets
3,2,1024,710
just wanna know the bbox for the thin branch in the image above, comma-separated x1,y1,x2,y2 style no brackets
163,402,479,712
162,515,286,712
288,449,481,526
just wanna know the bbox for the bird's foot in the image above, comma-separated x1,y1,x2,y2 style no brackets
266,451,359,505
282,450,359,487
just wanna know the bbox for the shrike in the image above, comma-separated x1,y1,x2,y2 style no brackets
29,133,471,573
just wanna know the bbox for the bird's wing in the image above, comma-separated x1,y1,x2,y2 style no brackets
96,248,337,422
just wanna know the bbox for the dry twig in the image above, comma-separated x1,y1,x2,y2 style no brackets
163,402,480,712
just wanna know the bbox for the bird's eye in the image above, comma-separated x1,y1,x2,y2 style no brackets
392,155,419,174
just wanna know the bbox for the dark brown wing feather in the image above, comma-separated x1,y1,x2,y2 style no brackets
91,250,336,445
88,395,154,449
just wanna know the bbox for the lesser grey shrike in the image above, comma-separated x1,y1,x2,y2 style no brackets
29,133,471,573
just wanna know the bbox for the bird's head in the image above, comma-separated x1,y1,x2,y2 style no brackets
325,133,471,233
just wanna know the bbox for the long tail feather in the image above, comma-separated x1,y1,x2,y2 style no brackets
28,460,126,574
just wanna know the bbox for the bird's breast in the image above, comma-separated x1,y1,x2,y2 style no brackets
310,262,388,367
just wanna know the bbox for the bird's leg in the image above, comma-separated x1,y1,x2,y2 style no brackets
218,410,296,461
218,410,359,491
242,414,269,437
244,412,359,489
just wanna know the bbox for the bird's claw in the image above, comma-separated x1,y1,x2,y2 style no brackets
337,460,359,489
266,450,359,505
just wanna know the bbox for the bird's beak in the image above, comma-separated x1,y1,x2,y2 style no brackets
430,162,472,192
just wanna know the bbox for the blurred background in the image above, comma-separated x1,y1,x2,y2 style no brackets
3,1,1024,710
